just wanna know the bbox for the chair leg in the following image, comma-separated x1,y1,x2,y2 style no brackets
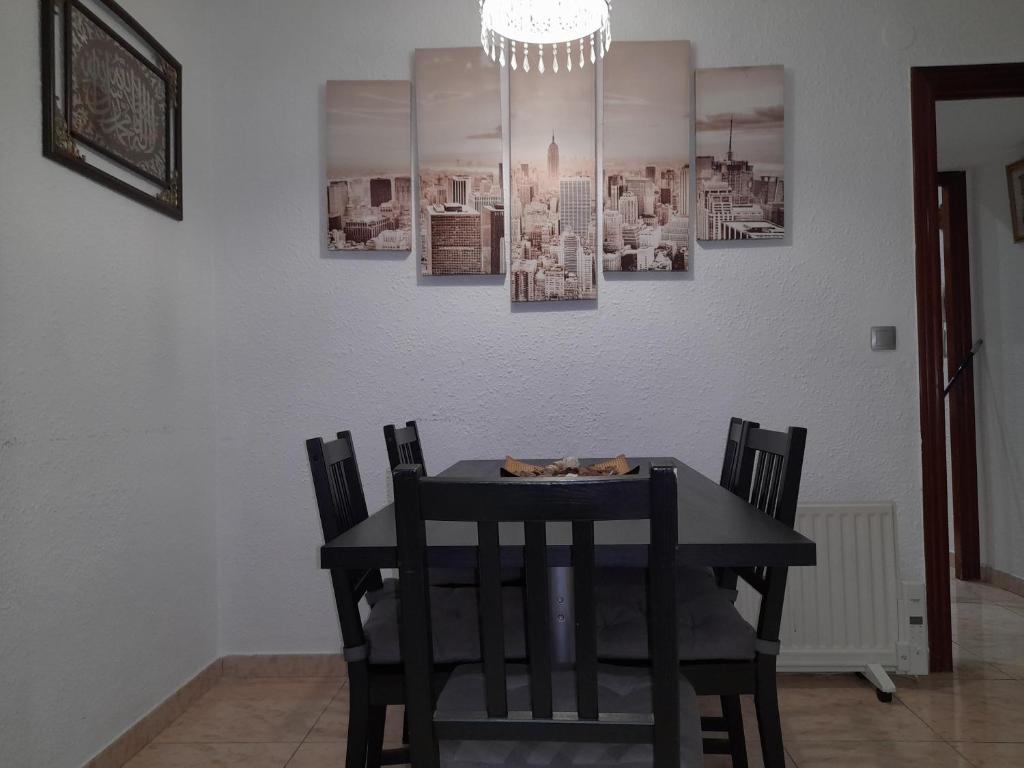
754,657,786,768
365,705,387,768
402,707,409,745
721,695,749,768
345,662,370,768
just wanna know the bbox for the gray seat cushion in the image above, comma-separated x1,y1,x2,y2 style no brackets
435,664,703,768
597,565,722,598
595,578,755,661
364,586,527,665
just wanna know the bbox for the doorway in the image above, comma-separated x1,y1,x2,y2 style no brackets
911,63,1024,672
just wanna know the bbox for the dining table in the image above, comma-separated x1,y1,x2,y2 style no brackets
320,456,817,663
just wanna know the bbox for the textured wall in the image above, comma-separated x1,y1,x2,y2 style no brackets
0,2,219,766
968,144,1024,581
206,0,1023,654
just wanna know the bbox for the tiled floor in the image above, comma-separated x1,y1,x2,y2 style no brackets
126,578,1024,767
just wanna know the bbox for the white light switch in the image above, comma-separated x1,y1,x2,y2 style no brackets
871,326,897,351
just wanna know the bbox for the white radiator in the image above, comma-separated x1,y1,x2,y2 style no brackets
735,503,907,673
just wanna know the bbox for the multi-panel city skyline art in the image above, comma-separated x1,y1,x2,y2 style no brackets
603,40,692,273
323,47,786,302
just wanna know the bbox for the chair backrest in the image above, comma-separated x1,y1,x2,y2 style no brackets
732,425,807,652
393,464,681,768
719,417,759,495
306,430,382,655
383,420,426,473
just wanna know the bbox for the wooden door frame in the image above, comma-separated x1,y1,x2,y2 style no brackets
911,62,1024,673
937,172,981,583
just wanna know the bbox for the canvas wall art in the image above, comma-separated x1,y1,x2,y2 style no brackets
1008,157,1024,243
602,40,691,272
416,48,504,275
42,0,182,220
695,65,785,241
508,63,597,302
326,80,412,251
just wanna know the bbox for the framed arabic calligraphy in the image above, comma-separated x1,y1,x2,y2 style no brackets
42,0,183,220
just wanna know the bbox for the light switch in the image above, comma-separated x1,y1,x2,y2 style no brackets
871,326,897,351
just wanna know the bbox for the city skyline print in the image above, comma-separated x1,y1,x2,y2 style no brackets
695,65,785,241
509,61,597,302
415,48,505,275
603,40,692,272
326,80,412,251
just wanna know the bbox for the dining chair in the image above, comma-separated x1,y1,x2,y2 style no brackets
392,462,704,768
383,419,522,588
307,430,528,768
383,419,427,474
719,417,760,495
699,424,806,768
594,424,807,768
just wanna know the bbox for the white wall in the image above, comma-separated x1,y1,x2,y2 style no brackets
969,143,1024,581
205,0,1023,655
0,2,219,766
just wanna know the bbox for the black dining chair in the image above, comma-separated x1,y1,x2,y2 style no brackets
593,424,806,768
392,462,704,768
307,430,528,768
720,417,759,495
383,419,522,588
307,430,407,768
695,425,806,768
383,419,427,474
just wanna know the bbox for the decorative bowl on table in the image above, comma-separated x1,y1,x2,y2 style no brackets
500,455,639,477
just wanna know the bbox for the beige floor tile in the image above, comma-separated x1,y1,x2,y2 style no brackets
991,661,1024,679
285,742,347,768
953,579,1024,609
896,646,1014,689
952,602,1024,638
155,678,340,744
777,686,939,743
952,742,1024,767
383,705,405,748
124,742,298,767
306,695,404,747
777,673,864,689
304,688,350,742
787,740,971,767
897,679,1024,742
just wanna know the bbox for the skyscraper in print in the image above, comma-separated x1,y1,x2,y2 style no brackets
695,65,785,241
602,40,692,272
510,61,597,302
415,47,504,275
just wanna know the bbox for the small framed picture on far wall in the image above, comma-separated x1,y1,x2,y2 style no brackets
1008,157,1024,243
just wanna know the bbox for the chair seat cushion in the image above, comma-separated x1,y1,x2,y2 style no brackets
594,579,756,662
364,586,527,665
597,565,722,598
435,664,703,768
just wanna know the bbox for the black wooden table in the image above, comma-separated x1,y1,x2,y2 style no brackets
321,457,817,571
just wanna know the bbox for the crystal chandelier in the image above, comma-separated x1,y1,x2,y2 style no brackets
479,0,612,74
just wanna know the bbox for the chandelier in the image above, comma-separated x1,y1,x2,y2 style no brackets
479,0,612,74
